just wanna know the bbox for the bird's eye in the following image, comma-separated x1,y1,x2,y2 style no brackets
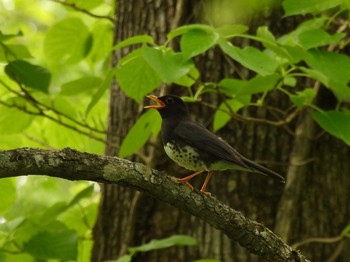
166,97,174,104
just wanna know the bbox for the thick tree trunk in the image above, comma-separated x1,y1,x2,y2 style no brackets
92,1,186,261
92,1,350,261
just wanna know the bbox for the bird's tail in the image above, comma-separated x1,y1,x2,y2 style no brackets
243,157,285,183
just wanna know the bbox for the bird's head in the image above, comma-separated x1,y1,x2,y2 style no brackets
144,95,189,119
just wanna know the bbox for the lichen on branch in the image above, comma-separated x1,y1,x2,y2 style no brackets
0,147,309,262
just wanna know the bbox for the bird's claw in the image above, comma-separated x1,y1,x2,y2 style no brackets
175,177,194,191
200,190,211,196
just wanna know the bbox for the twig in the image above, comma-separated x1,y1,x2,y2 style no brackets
24,134,55,149
292,234,350,249
17,82,106,135
199,100,300,126
0,100,116,148
0,80,112,147
50,0,114,23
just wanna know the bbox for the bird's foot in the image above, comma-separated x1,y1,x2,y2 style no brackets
200,190,211,196
176,177,211,196
174,170,205,191
175,177,194,191
199,171,213,196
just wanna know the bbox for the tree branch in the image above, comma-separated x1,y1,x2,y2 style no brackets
50,0,114,23
0,148,309,262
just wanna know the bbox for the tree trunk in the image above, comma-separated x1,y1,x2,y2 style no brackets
92,1,350,261
92,1,187,261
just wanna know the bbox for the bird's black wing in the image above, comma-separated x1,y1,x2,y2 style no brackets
173,120,250,168
174,120,285,182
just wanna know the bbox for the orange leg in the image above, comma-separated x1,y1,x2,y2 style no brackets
200,171,214,195
176,169,205,190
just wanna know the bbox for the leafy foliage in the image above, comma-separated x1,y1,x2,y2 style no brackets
0,1,109,261
119,109,161,157
44,17,92,66
5,60,51,93
114,2,350,147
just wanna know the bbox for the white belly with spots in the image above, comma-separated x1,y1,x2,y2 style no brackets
164,142,207,171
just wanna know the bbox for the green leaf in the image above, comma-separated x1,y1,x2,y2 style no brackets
283,76,297,87
0,178,16,215
219,74,279,96
254,27,298,63
23,228,78,260
278,17,328,48
213,97,250,131
68,184,94,207
219,40,278,76
60,203,98,236
114,34,154,50
0,31,22,41
44,17,91,65
0,217,25,233
141,45,194,83
344,0,350,9
89,21,113,62
296,17,328,31
283,0,342,16
256,26,275,42
40,185,95,225
312,110,350,145
304,50,350,100
167,24,215,40
302,67,350,100
305,50,350,84
299,67,328,85
86,68,117,115
279,45,307,64
290,89,316,108
219,78,245,95
240,74,279,95
119,109,161,158
341,224,350,236
52,96,78,118
174,67,199,87
116,49,162,103
215,24,248,38
112,255,132,262
180,29,219,59
40,202,69,223
213,105,231,132
4,60,51,93
0,44,32,62
128,235,197,254
0,253,35,262
298,29,344,50
61,76,102,96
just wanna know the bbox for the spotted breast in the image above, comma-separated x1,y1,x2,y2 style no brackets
164,141,207,171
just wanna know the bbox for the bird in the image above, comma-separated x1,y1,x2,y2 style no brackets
145,94,285,195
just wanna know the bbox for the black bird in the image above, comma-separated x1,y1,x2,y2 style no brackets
145,95,285,195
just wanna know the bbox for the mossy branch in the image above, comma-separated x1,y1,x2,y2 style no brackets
0,148,309,262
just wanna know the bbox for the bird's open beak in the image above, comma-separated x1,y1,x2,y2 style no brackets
144,95,165,109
